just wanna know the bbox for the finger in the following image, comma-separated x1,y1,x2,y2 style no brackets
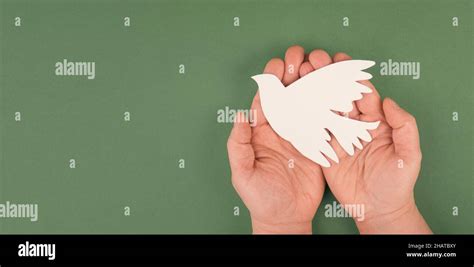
251,58,285,127
263,58,285,80
282,45,305,85
356,80,384,120
299,62,314,77
249,92,267,127
308,49,332,70
333,52,360,118
333,52,352,63
383,98,422,162
227,112,255,184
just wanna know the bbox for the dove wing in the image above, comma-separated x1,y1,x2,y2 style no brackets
287,60,375,113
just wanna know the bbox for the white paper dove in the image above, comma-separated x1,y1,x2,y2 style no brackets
252,60,380,167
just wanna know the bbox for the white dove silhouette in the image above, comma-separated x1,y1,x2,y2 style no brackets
252,60,380,167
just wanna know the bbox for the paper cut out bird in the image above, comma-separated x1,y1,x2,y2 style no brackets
252,60,380,167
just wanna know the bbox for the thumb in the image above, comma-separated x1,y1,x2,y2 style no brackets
383,98,422,163
227,112,255,185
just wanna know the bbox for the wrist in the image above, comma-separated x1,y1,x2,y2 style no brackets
356,200,432,234
251,218,312,234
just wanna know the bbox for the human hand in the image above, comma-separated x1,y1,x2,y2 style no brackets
302,51,431,234
227,46,329,234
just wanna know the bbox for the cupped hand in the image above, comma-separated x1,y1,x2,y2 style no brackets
306,51,431,234
227,46,330,234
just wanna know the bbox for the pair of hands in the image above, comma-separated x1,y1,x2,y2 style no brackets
227,46,431,234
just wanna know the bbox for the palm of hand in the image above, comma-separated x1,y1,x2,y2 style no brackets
239,120,325,225
323,110,420,220
229,49,333,227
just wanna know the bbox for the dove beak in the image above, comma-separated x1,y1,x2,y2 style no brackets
251,74,265,89
251,74,279,88
251,74,263,83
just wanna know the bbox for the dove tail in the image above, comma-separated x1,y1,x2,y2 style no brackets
327,113,380,156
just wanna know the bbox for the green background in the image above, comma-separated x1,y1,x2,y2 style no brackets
0,0,472,234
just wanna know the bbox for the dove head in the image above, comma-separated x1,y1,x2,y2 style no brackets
251,74,284,100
